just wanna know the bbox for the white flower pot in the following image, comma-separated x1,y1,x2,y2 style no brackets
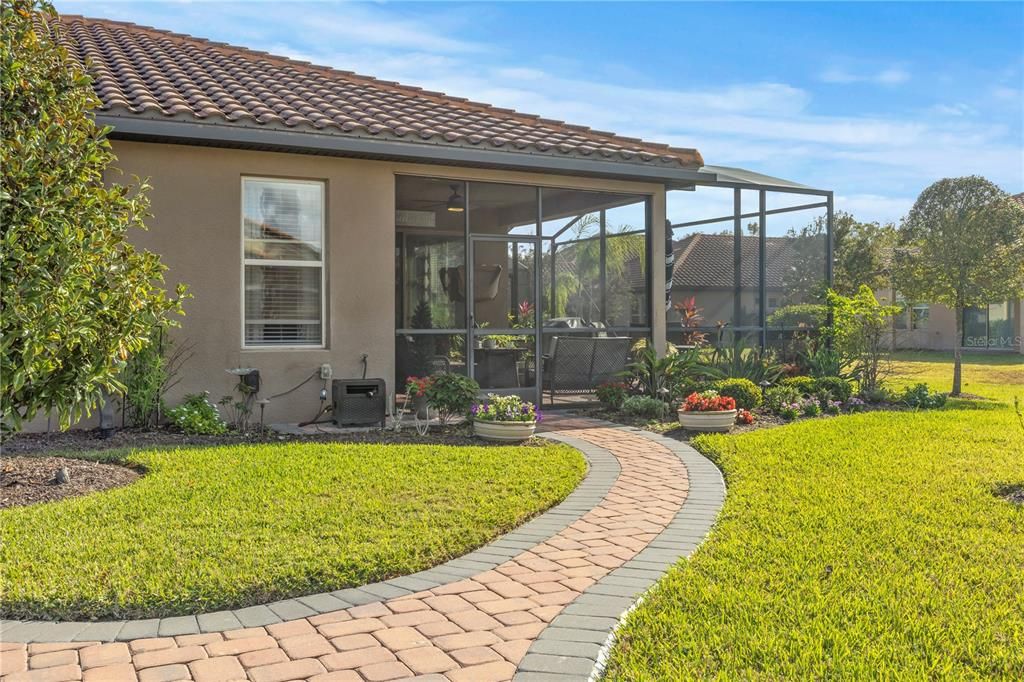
473,420,537,442
678,409,737,432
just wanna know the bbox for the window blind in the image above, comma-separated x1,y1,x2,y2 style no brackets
242,179,324,347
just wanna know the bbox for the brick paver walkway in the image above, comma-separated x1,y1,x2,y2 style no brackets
0,418,721,682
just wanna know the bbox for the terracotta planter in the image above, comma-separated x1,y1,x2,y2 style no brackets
473,420,537,442
678,408,737,432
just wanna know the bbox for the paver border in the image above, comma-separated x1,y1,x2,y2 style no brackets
0,433,619,643
511,423,726,682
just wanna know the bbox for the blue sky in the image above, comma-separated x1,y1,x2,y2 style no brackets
56,1,1023,227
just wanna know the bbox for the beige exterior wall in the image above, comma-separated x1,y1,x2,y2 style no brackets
24,141,669,431
878,289,1024,354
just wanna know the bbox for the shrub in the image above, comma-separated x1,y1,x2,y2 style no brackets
737,409,755,425
1,2,188,431
814,376,854,403
714,378,762,410
776,401,801,421
781,376,816,395
471,394,541,423
621,395,670,420
425,372,479,424
766,385,802,414
801,398,822,417
596,382,629,409
860,385,892,403
899,383,948,409
845,396,868,413
166,392,227,435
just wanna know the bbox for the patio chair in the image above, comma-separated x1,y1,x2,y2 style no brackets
542,336,631,405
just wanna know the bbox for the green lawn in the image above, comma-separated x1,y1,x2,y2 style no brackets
606,353,1024,679
0,442,584,620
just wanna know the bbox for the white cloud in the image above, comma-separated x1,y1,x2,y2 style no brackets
819,65,911,85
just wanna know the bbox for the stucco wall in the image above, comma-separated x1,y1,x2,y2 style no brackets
22,141,667,431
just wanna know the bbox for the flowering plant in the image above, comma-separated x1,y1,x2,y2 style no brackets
824,399,843,415
801,397,822,417
778,401,801,421
595,381,629,409
471,393,541,423
736,409,755,425
681,390,737,413
405,375,433,398
845,396,867,413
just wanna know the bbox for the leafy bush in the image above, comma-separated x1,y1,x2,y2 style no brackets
766,303,829,329
802,347,854,380
471,394,541,422
626,346,716,401
621,395,670,420
898,383,948,409
707,345,783,384
825,286,900,395
596,382,629,409
801,398,822,417
814,376,854,402
166,393,227,435
860,385,893,403
781,376,816,395
1,2,187,431
714,378,762,410
766,385,802,414
425,372,479,424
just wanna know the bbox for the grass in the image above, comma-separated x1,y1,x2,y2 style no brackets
0,441,585,620
605,352,1024,679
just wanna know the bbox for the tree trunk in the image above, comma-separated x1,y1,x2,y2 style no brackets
952,306,963,396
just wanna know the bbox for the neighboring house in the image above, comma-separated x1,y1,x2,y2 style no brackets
882,192,1024,355
31,15,834,427
669,233,800,326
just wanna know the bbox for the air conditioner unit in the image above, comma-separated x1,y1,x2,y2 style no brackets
332,379,386,427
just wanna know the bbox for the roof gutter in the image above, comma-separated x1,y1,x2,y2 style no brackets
97,115,713,185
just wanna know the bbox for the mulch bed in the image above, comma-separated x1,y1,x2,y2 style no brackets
1,456,141,509
1,423,535,458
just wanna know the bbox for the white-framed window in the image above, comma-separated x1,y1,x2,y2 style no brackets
242,177,325,348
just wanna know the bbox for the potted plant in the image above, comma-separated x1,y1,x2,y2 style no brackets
404,375,433,419
678,390,737,432
471,393,541,441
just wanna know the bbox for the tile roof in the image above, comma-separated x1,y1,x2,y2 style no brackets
1012,192,1024,207
53,14,703,171
671,233,797,289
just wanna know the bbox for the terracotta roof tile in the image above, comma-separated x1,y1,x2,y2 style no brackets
672,234,797,289
51,14,702,170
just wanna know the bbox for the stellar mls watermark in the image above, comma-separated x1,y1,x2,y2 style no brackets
963,335,1023,348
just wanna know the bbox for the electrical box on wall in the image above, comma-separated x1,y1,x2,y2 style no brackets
319,364,333,380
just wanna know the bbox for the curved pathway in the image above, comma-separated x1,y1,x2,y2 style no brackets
0,417,724,682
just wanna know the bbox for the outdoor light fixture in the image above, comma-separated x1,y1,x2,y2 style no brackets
445,184,465,213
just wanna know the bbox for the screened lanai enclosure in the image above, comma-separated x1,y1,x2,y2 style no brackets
395,175,651,404
667,167,834,353
394,169,832,405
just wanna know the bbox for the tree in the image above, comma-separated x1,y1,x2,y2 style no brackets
825,286,900,398
1,0,187,430
782,211,896,302
893,177,1024,395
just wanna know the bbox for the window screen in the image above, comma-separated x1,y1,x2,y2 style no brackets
242,178,324,346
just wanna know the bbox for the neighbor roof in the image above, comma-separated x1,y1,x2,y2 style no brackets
672,233,797,289
53,15,704,177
